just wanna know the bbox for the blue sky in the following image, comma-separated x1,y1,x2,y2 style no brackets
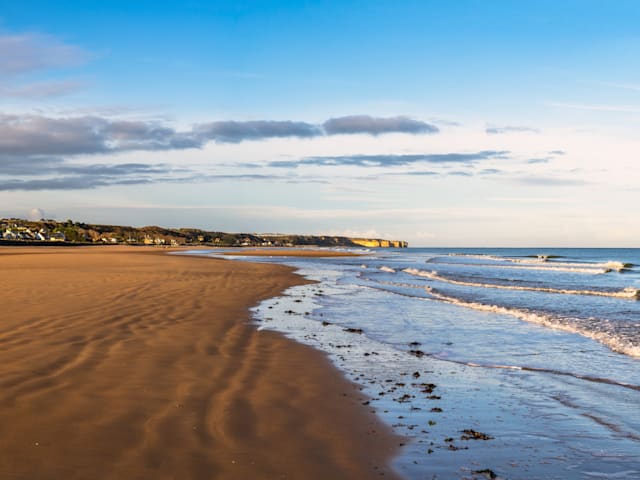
1,1,640,245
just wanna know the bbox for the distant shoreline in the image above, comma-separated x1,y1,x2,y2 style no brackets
1,218,407,248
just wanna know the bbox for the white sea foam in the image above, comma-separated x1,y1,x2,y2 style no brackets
379,265,396,273
434,260,611,274
403,268,640,300
424,287,640,358
447,253,508,262
361,273,640,358
193,249,640,477
445,253,632,272
514,260,632,272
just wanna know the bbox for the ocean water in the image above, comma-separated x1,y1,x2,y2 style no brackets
184,248,640,480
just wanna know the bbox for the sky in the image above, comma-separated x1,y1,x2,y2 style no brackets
1,0,640,246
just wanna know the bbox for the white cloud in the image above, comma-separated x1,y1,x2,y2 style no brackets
27,207,45,221
0,33,89,75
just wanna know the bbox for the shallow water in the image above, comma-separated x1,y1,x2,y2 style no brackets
184,248,640,479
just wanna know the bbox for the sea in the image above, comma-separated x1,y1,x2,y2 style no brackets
183,248,640,480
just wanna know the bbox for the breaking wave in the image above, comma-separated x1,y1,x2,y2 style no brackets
430,260,612,275
358,273,640,358
424,287,640,358
444,254,632,272
511,259,633,272
402,268,640,300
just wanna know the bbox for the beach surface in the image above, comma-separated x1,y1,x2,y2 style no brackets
0,246,399,480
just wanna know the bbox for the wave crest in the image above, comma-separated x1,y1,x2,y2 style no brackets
403,268,640,300
424,287,640,358
434,260,611,275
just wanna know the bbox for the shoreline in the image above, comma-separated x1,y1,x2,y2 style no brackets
248,248,640,479
0,246,401,479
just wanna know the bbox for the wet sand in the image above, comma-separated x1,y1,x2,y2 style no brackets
0,246,400,480
221,249,359,257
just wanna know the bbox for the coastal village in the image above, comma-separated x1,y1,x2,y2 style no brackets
0,218,408,248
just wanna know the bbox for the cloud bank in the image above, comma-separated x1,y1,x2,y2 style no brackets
192,116,438,142
323,115,438,135
194,120,322,143
0,114,203,157
0,111,446,191
485,125,540,135
0,113,441,160
269,151,510,168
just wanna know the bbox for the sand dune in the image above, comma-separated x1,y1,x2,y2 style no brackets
0,247,399,480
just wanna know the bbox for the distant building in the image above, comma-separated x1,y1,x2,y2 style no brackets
3,229,17,240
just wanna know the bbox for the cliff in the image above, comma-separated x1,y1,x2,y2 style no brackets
350,238,408,248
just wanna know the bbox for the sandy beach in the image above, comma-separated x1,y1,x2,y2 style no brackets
0,246,400,480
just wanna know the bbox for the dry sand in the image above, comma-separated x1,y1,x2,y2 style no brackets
0,246,400,480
